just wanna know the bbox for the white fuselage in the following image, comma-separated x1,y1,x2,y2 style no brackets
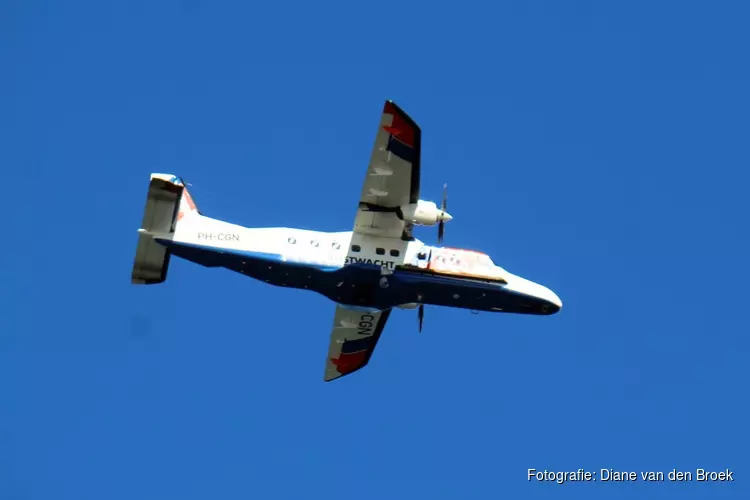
164,211,562,311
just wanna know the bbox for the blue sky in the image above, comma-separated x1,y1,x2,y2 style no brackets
3,0,749,498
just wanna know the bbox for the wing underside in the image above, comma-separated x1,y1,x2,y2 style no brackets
324,306,392,382
321,101,418,381
353,101,422,239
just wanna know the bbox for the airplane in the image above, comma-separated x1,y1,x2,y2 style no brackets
131,100,562,381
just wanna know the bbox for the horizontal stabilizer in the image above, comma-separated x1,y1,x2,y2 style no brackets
131,176,185,284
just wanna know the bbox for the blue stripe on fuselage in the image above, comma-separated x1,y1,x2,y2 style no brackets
393,268,505,291
156,239,551,314
154,239,341,272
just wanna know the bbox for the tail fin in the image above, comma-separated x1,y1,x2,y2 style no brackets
131,173,200,284
172,176,201,222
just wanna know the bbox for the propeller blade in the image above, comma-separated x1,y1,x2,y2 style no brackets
418,304,424,333
437,183,448,245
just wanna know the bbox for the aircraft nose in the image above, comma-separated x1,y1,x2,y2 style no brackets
551,292,562,310
545,289,563,314
441,212,453,222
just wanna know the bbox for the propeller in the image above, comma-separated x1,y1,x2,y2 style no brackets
420,182,449,333
417,285,428,333
437,183,448,244
418,304,424,333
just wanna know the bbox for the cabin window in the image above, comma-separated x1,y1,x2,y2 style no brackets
331,242,341,250
417,251,427,260
310,240,319,247
376,247,385,255
390,249,400,257
351,244,361,252
288,237,296,244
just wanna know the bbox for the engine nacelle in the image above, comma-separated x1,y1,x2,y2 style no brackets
401,200,452,226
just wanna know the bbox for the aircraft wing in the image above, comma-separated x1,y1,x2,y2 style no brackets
324,306,392,381
353,100,421,239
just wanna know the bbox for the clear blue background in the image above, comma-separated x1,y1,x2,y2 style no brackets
3,1,749,498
